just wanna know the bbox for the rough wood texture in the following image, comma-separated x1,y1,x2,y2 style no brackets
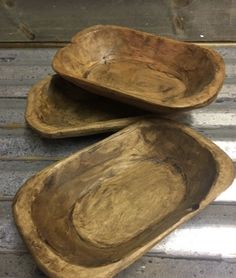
53,25,225,113
2,98,236,130
1,127,234,161
0,0,235,42
26,75,145,138
13,119,234,278
1,160,235,203
0,46,235,99
0,46,236,277
3,201,236,258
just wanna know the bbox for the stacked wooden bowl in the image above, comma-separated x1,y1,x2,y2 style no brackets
13,25,235,278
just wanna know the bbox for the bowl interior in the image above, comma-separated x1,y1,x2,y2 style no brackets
54,26,217,105
31,75,145,128
31,120,217,267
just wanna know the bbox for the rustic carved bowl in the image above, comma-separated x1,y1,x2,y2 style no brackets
13,119,234,278
53,25,225,113
26,75,145,138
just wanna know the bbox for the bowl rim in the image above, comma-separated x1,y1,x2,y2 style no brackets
13,118,235,278
52,24,225,111
25,75,147,138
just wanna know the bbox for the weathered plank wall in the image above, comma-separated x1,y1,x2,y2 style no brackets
0,0,236,42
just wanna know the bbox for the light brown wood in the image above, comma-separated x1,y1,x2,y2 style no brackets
53,25,225,113
13,118,235,278
25,75,145,138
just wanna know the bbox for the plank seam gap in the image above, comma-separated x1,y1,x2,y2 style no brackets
0,250,234,263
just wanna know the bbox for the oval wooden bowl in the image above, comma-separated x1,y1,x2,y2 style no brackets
13,119,234,278
53,25,225,113
26,75,145,138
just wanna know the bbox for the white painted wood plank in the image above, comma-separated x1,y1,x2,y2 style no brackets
1,253,236,278
0,127,234,160
1,202,236,261
0,128,106,159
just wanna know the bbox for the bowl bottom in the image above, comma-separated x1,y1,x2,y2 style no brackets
72,158,186,249
84,59,186,102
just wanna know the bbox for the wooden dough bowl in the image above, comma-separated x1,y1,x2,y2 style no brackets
13,119,235,278
53,25,225,113
26,75,145,138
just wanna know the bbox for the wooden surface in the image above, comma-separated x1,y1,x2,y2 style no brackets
0,46,236,277
13,118,234,277
26,75,145,138
53,25,225,113
0,0,236,42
